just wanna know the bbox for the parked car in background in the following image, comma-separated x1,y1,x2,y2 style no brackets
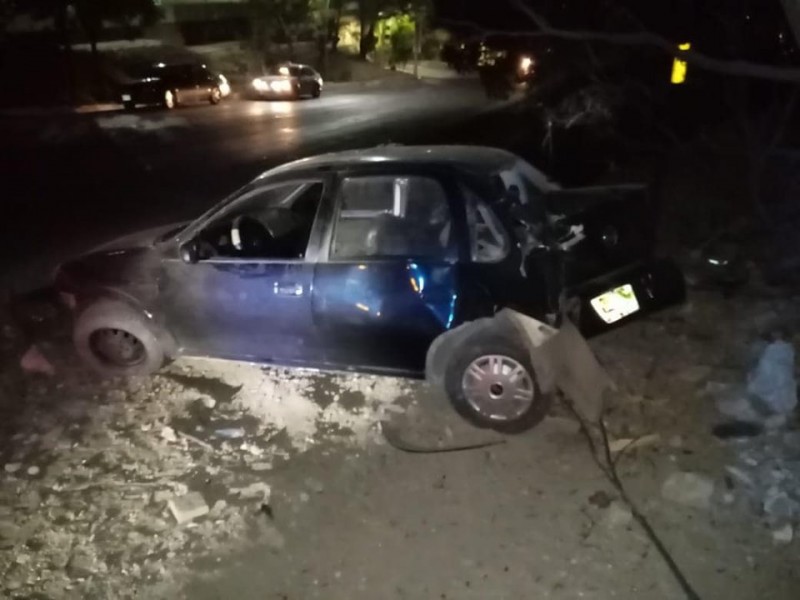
120,62,226,110
55,146,684,432
250,63,323,100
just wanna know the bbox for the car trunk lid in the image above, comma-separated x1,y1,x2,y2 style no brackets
545,184,655,288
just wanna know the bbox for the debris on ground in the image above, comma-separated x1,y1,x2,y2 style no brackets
231,482,271,503
661,471,715,509
747,340,797,416
19,344,55,376
607,433,660,455
772,523,794,545
602,500,634,529
168,492,210,524
0,355,412,598
214,427,246,440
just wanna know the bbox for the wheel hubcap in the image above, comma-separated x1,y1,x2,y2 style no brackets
461,355,535,421
89,328,145,367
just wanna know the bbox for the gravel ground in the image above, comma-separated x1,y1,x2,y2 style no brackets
1,289,799,599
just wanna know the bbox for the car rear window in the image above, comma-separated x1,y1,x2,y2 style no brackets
267,65,301,76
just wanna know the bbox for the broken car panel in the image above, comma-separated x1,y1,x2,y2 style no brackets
55,145,685,432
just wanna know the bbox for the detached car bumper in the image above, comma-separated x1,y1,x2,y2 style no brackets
573,259,686,335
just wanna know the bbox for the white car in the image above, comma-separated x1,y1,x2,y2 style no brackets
251,63,323,100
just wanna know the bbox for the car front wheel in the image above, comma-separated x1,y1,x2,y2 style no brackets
444,332,551,433
74,299,166,377
312,83,321,98
209,87,222,105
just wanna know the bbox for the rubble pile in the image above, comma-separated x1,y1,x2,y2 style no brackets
0,359,410,598
593,291,800,547
722,431,800,544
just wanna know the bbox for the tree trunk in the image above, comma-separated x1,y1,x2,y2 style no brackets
359,23,374,60
413,16,421,78
779,0,800,48
56,1,74,104
331,10,341,52
318,33,328,76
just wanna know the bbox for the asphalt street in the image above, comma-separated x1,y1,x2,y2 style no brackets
0,79,492,292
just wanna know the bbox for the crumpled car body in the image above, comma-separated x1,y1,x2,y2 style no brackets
55,145,684,427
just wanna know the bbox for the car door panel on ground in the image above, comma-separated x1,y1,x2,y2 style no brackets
312,169,464,374
159,179,330,364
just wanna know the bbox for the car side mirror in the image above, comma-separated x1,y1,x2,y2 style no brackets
179,240,200,264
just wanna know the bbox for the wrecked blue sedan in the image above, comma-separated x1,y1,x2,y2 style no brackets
56,145,684,432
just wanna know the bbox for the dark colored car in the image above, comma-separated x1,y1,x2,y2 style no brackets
120,63,225,110
250,63,323,100
55,146,684,431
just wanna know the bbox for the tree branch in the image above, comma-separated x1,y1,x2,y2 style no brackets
447,1,800,84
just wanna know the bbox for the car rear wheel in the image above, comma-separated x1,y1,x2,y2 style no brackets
444,332,551,433
163,89,176,109
74,299,166,377
209,87,222,105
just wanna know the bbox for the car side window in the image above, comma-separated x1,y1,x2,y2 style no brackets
330,175,455,260
465,189,510,263
196,181,324,260
192,65,212,84
301,67,315,77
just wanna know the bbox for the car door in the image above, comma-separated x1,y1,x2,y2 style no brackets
299,67,316,94
174,65,198,103
158,177,331,365
288,66,305,95
312,167,465,374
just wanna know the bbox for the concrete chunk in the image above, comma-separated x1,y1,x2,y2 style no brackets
167,492,209,524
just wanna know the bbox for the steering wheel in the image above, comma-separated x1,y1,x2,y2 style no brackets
231,215,272,256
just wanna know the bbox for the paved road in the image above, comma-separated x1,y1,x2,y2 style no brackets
90,80,489,171
0,80,491,291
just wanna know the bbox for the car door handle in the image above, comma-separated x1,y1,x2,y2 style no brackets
274,282,304,297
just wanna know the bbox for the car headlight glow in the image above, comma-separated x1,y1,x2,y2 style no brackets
520,56,533,73
270,80,292,92
252,78,268,92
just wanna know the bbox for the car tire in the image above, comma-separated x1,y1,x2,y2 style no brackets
123,101,135,111
163,89,176,109
312,83,321,98
443,332,551,433
74,299,166,378
209,87,222,105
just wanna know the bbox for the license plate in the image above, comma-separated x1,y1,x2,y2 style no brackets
590,284,640,324
121,94,132,101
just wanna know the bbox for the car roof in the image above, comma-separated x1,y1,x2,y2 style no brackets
260,145,554,189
